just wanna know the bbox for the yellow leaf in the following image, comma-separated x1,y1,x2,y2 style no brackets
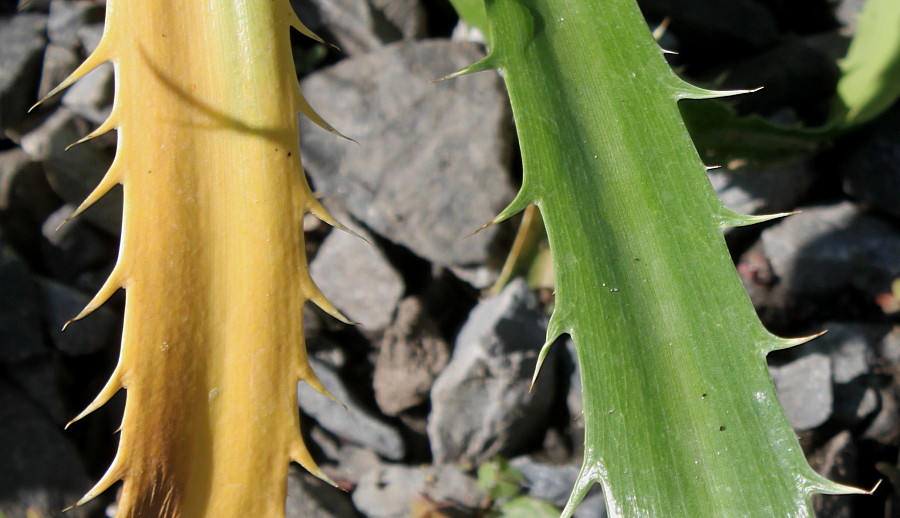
45,1,348,516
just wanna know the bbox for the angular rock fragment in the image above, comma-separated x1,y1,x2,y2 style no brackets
373,296,449,416
47,0,103,49
300,40,514,267
38,43,80,103
428,279,554,464
0,13,47,132
61,61,114,124
770,352,833,431
0,244,44,362
808,323,882,426
352,463,484,518
310,227,403,331
286,469,359,518
298,358,405,460
41,204,112,283
0,148,60,258
20,108,120,235
762,202,900,300
297,0,425,56
38,276,116,356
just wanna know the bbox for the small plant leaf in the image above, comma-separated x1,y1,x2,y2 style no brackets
494,496,560,517
832,0,900,127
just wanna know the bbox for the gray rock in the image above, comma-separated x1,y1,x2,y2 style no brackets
761,202,900,298
352,464,484,518
833,0,867,33
883,325,900,364
770,353,833,431
0,244,44,362
286,469,359,518
300,40,514,267
38,43,81,103
311,426,383,485
297,358,405,460
809,431,857,518
370,0,426,41
0,13,47,132
76,22,104,54
310,228,403,330
574,490,608,518
707,162,811,220
300,0,424,56
373,296,449,416
62,61,114,124
78,22,104,54
815,325,877,385
863,387,899,446
0,378,93,518
0,148,60,257
20,108,121,235
47,0,104,49
509,456,580,507
808,323,881,425
41,204,112,282
304,0,382,56
841,105,900,219
38,276,116,355
428,279,554,465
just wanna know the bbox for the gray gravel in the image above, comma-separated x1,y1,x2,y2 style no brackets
299,39,515,268
428,279,555,465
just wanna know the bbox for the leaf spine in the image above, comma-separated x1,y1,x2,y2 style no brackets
672,81,762,101
302,272,355,325
715,207,798,230
297,361,344,408
293,82,355,142
530,309,569,391
66,362,125,429
763,330,828,353
31,38,114,111
67,451,127,509
434,54,499,82
63,265,124,329
290,438,337,487
493,186,535,225
65,112,119,150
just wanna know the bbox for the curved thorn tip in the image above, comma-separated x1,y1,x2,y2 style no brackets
66,364,123,429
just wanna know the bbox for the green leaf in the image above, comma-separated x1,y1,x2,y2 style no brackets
448,0,489,37
494,495,561,517
471,0,865,516
832,0,900,127
680,100,827,167
478,457,526,502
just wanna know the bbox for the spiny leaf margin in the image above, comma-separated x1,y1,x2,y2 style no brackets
457,0,866,516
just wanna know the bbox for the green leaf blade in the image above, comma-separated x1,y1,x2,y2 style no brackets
833,0,900,127
479,0,862,516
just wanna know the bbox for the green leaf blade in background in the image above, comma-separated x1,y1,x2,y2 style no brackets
832,0,900,127
466,0,866,516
